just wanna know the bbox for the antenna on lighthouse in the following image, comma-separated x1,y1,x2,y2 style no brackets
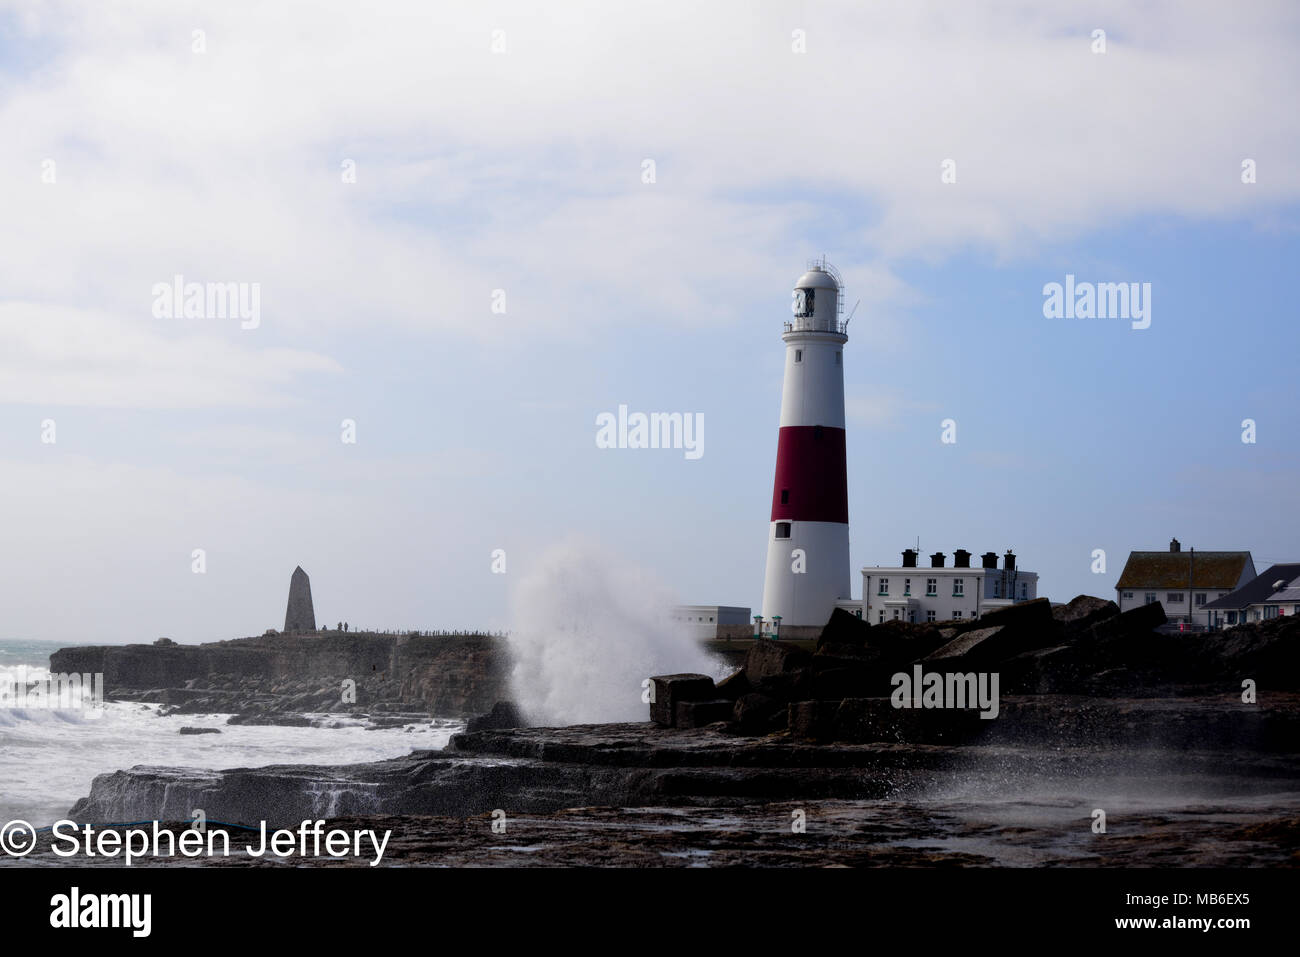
845,299,861,328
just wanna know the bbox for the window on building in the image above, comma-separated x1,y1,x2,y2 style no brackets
795,349,802,362
1263,605,1280,619
775,522,791,539
892,609,900,620
1145,592,1157,605
878,611,885,623
953,611,963,620
953,578,964,597
780,489,789,505
878,578,889,596
926,610,936,623
835,351,841,365
1021,583,1028,598
1227,611,1238,625
904,578,911,596
926,578,937,596
1167,593,1184,604
909,610,916,623
1195,593,1207,606
855,609,862,619
1122,591,1134,600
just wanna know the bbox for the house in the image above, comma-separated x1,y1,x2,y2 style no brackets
1114,539,1255,628
1203,563,1300,628
862,549,1038,625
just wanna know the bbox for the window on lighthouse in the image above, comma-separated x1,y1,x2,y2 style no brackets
795,349,802,362
780,489,789,504
775,522,791,539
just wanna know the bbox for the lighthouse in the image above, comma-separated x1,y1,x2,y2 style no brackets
761,259,851,628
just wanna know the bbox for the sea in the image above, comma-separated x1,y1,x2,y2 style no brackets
0,639,463,826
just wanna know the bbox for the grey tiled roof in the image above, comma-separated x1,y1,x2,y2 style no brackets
1204,564,1300,610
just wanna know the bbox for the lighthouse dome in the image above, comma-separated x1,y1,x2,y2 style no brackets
788,258,844,334
795,267,839,291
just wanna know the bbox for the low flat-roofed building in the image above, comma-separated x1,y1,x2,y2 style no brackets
671,605,752,639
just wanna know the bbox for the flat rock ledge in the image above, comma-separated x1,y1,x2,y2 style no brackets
66,695,1300,826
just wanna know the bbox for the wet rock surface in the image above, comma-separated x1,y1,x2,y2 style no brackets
40,599,1300,867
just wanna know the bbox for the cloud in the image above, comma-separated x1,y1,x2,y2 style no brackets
0,302,340,408
0,0,1292,342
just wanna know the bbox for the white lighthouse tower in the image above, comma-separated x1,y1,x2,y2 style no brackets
760,258,851,628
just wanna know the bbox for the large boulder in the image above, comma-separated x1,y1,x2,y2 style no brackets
924,626,1007,666
1185,615,1300,689
714,668,751,701
816,608,871,651
787,700,837,740
958,597,1055,636
466,700,526,732
743,640,813,684
1084,601,1167,642
732,693,784,733
648,674,716,727
674,699,734,729
1052,595,1120,631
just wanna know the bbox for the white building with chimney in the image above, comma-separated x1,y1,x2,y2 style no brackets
861,549,1038,625
1114,538,1255,628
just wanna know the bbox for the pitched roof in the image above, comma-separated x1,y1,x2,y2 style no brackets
1204,563,1300,609
1115,551,1252,590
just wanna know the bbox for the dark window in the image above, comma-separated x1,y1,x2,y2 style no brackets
775,522,791,539
780,489,789,504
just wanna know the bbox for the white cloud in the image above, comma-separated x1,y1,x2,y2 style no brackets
0,0,1292,342
0,303,340,408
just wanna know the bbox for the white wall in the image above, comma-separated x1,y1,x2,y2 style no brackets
861,566,1038,624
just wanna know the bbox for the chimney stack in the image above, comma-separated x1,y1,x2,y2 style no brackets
1003,550,1016,571
930,552,946,568
1170,538,1181,553
901,549,917,568
981,551,998,569
953,549,971,568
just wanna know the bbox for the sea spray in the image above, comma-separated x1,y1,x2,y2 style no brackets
507,538,729,725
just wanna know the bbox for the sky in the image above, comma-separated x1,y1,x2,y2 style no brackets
0,0,1297,644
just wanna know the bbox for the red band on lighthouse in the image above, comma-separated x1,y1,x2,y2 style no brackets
769,425,848,524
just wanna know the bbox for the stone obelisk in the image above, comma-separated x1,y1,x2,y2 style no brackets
284,566,316,633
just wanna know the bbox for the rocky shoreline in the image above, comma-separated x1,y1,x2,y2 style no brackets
61,698,1300,826
32,596,1300,866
